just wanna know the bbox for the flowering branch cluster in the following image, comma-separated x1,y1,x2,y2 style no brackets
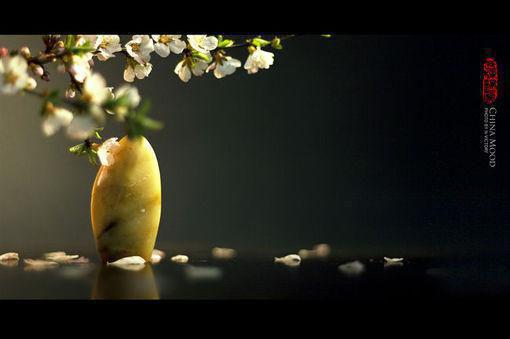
0,34,329,165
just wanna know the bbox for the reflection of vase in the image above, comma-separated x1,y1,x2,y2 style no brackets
91,265,160,299
90,136,161,263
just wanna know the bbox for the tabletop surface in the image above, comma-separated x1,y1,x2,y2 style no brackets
1,253,509,300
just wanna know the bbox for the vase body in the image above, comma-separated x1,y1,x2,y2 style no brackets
90,136,161,263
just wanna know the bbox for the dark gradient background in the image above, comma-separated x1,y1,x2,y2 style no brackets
1,34,509,258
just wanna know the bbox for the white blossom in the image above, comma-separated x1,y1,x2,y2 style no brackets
274,254,301,267
66,115,97,140
42,106,74,137
151,35,186,57
115,85,140,108
174,60,191,82
125,35,154,65
187,35,218,54
124,60,152,82
96,35,122,61
82,73,110,105
174,58,209,83
0,55,30,94
97,137,120,166
206,56,241,79
244,47,275,74
77,35,102,50
68,54,91,83
170,254,189,264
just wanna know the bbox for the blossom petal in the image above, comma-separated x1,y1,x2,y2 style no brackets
170,254,189,264
66,115,97,140
154,43,170,58
274,254,301,267
97,137,120,166
0,252,19,261
107,256,146,271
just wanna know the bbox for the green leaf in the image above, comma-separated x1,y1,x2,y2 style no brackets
68,41,95,56
69,140,99,165
141,117,164,130
192,51,212,62
93,127,103,140
64,35,76,49
125,99,163,139
251,37,271,47
69,142,86,155
87,151,98,165
218,39,234,48
271,37,283,50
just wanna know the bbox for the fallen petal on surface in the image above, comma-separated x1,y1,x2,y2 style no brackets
44,252,80,263
313,243,331,258
107,256,146,271
211,247,237,260
298,244,331,259
274,254,301,267
384,257,404,263
0,252,19,261
170,254,189,264
67,256,90,264
44,251,66,258
150,249,166,264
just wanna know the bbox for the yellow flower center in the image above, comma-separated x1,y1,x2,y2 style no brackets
100,39,109,49
3,72,18,85
131,43,140,52
82,92,93,103
159,35,171,44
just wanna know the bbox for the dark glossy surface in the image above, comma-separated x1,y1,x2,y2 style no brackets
2,254,510,300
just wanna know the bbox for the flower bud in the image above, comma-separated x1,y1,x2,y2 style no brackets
65,87,76,99
31,64,44,77
19,46,31,58
25,78,37,91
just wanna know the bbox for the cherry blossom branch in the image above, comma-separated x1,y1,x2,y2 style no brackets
0,34,330,166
